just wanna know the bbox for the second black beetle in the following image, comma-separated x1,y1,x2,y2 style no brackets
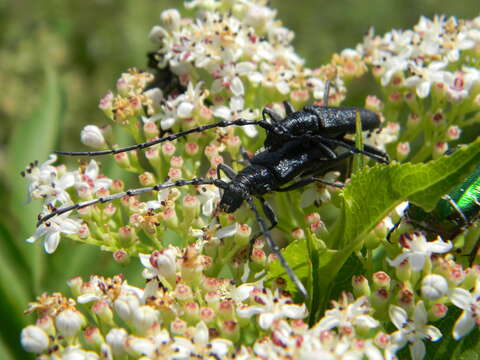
56,82,389,164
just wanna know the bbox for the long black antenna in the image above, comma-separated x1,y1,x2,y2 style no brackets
37,178,227,226
246,197,308,298
56,119,272,157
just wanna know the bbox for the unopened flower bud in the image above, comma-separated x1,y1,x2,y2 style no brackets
55,308,86,338
132,305,159,334
407,113,421,128
234,223,251,246
113,250,130,265
21,326,49,354
106,328,128,357
114,152,131,169
291,227,305,240
396,288,414,311
251,248,266,266
219,299,235,319
139,172,156,186
118,226,137,247
167,167,182,181
170,318,187,336
305,212,320,224
429,303,448,321
81,125,106,149
221,320,239,341
143,120,159,140
183,302,200,322
310,220,327,236
199,307,216,324
83,326,104,348
174,284,193,301
371,288,389,310
352,275,371,297
396,142,410,160
36,316,55,336
431,111,445,126
446,125,461,141
388,91,402,104
204,144,218,159
161,142,176,158
185,142,199,156
99,91,114,118
433,142,448,159
365,95,383,112
67,276,83,297
372,271,391,289
170,156,184,169
163,207,178,229
421,274,448,300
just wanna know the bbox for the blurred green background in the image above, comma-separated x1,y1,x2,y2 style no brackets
1,0,478,358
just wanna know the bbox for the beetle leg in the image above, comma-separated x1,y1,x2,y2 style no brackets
283,101,295,115
246,197,307,297
217,163,237,180
275,177,344,192
341,138,390,163
262,107,283,123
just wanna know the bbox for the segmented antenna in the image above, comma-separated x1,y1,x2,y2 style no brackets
246,197,308,298
56,119,273,157
37,178,227,226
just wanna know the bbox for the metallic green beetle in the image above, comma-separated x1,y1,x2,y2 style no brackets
389,162,480,263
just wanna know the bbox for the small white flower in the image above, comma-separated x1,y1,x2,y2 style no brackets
139,246,180,284
387,233,452,271
450,280,480,340
389,301,442,360
237,288,307,329
213,96,259,137
21,325,49,353
24,154,75,205
75,160,112,196
314,295,379,334
27,211,82,253
404,61,447,98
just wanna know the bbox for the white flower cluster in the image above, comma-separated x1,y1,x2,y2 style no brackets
23,156,112,253
359,15,480,101
145,0,348,136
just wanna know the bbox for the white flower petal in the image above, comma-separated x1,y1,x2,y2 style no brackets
389,305,407,329
44,232,60,254
408,252,426,271
258,312,275,330
453,311,475,340
425,325,442,342
387,253,408,268
410,339,426,360
215,224,237,239
427,238,452,253
85,160,99,180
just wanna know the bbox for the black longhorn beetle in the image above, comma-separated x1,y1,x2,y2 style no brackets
56,82,389,165
38,82,389,297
